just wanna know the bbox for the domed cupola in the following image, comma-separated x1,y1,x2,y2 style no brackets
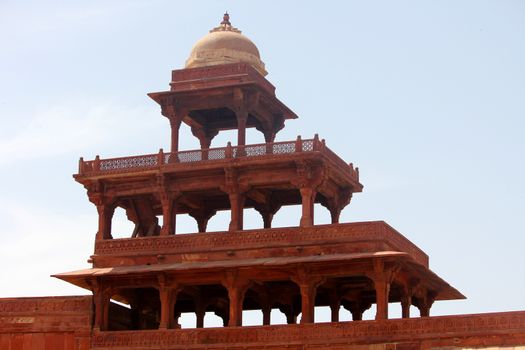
185,13,267,76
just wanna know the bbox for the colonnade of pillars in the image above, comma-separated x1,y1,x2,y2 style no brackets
92,271,436,331
94,184,346,240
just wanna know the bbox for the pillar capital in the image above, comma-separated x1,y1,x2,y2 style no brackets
291,268,324,324
191,125,219,151
222,270,252,327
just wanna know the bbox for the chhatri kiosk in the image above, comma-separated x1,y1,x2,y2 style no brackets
1,13,524,350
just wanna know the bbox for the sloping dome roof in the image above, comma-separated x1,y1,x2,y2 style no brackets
185,13,267,76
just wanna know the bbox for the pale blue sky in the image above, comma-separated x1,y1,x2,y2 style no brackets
0,0,524,321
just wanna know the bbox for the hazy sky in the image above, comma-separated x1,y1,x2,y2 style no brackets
0,0,524,323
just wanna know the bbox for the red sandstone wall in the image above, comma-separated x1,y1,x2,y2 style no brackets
0,296,92,350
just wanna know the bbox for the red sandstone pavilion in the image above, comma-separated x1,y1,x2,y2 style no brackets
1,13,524,350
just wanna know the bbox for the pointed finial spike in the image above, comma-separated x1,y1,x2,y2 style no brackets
221,12,231,25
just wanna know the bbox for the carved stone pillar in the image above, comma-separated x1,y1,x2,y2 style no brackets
374,278,390,320
341,299,372,321
415,291,436,317
228,191,246,232
159,287,178,329
195,301,206,328
330,298,340,323
321,190,352,225
191,126,218,160
94,199,115,240
160,193,179,236
169,118,182,155
263,129,276,144
369,260,398,321
254,202,281,229
262,304,271,325
222,169,248,232
161,104,186,157
223,271,250,327
299,186,316,227
158,276,179,329
292,269,323,324
401,294,412,319
92,282,110,331
189,208,217,233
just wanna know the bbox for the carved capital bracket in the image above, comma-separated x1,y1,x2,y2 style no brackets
190,125,219,150
222,269,253,327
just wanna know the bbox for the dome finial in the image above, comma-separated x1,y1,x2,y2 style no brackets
221,12,231,26
210,11,240,33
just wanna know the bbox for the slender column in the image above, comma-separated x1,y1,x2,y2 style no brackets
299,187,316,227
401,295,411,319
330,299,340,323
159,288,175,329
330,207,341,224
228,192,246,232
254,203,280,229
374,278,390,320
189,208,217,233
264,130,276,143
96,202,115,240
236,110,248,147
196,302,206,328
227,285,247,327
191,126,218,160
299,283,316,324
169,118,182,154
292,270,322,324
351,307,363,321
262,304,271,325
160,194,177,236
93,285,110,331
161,104,186,158
224,272,250,327
196,215,209,233
159,279,179,329
417,292,435,317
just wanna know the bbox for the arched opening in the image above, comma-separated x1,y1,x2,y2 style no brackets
270,308,287,325
203,312,224,328
175,213,199,234
271,205,301,228
242,208,264,230
317,276,375,322
266,281,301,325
206,210,230,233
173,285,229,328
111,206,135,239
107,287,161,330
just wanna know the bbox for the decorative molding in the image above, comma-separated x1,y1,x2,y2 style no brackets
94,222,428,267
90,311,525,349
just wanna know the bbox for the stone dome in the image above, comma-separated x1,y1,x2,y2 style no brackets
185,13,267,76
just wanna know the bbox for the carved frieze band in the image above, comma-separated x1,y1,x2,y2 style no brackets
94,222,428,266
0,296,92,314
91,311,525,348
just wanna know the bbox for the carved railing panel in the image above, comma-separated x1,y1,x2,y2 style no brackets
99,154,158,171
94,222,428,267
90,311,525,349
77,137,359,183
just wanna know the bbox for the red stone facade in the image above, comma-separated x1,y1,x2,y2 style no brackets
1,15,524,350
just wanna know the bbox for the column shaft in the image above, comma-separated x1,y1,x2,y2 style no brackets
299,283,316,324
228,192,245,231
299,187,315,227
228,287,245,327
374,279,390,320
